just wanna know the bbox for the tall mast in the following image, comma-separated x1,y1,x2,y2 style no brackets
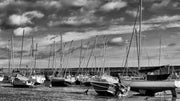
138,0,142,70
60,34,63,69
59,34,63,76
19,30,25,68
64,40,73,77
102,37,107,74
85,36,97,74
30,37,34,75
8,40,11,74
10,35,14,73
52,41,56,70
159,34,162,65
33,43,38,72
48,44,52,68
79,40,83,69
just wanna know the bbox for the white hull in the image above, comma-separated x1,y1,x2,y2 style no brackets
123,79,180,96
0,76,4,81
12,74,34,87
31,75,45,84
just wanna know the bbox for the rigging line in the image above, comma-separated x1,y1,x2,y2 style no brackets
59,34,63,76
80,41,90,74
33,43,38,73
30,37,34,76
122,6,140,76
19,30,25,69
102,37,108,75
64,40,73,77
58,42,67,77
10,34,14,70
76,40,83,75
52,41,56,76
47,44,53,68
10,34,14,72
8,40,11,74
85,36,98,74
159,34,162,66
138,0,143,70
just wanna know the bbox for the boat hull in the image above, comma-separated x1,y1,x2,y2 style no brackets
127,80,179,96
31,75,45,85
91,81,117,96
12,78,34,88
51,77,72,87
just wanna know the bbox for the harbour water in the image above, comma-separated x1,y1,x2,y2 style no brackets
0,83,179,101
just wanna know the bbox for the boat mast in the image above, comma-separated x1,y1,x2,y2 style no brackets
33,43,38,74
10,35,14,73
159,34,162,65
102,37,107,75
79,40,83,73
138,0,142,70
30,37,34,75
48,44,53,68
8,39,11,74
52,41,56,75
19,30,25,69
58,34,63,77
85,36,97,74
64,40,73,77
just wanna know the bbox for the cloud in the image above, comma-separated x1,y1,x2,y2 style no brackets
126,9,138,17
100,0,127,12
24,11,44,18
111,37,124,43
8,14,31,26
38,35,61,46
46,23,154,44
8,11,44,26
160,22,180,29
145,15,180,23
61,0,101,10
13,27,37,36
0,0,26,8
0,0,13,8
48,11,100,26
36,0,62,9
151,0,171,10
61,0,88,7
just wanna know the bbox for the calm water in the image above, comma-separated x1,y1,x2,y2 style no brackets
0,83,179,101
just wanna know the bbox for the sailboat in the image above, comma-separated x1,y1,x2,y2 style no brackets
122,0,180,97
50,36,74,87
0,39,12,83
12,30,35,87
91,37,129,96
30,38,45,85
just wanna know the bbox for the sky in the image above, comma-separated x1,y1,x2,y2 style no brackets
0,0,180,68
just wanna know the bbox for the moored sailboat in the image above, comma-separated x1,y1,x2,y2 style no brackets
50,36,75,87
91,37,129,96
11,30,35,87
122,0,180,97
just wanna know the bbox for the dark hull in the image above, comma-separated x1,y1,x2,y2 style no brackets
51,78,72,87
83,81,91,87
75,79,82,85
12,84,32,88
147,74,170,81
91,81,117,96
